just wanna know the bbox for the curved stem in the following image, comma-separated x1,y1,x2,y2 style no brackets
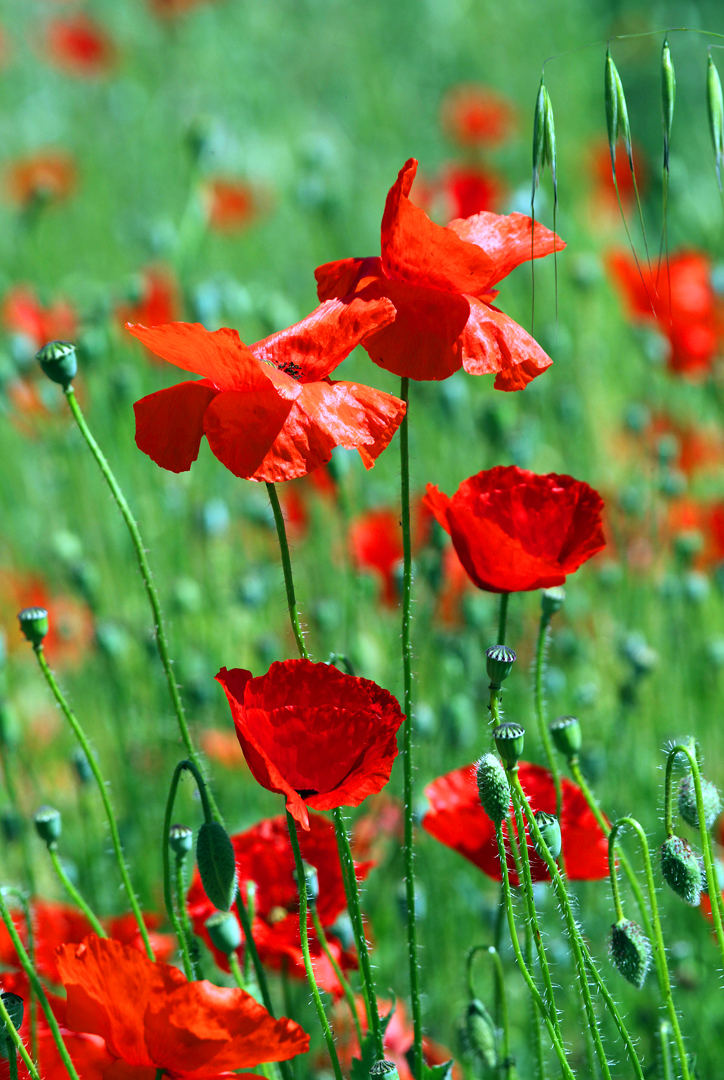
47,846,106,938
33,645,153,960
0,992,38,1080
312,909,363,1046
63,386,221,824
162,763,198,980
266,483,309,660
533,614,564,874
174,853,200,977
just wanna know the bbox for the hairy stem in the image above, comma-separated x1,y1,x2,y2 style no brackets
266,483,309,660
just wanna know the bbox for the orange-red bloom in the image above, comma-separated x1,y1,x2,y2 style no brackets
2,285,77,349
117,266,181,353
5,152,76,207
203,179,258,234
439,163,505,220
129,298,405,482
424,466,606,593
440,84,515,147
0,571,93,668
349,508,403,606
45,15,116,77
316,158,560,386
216,659,405,829
56,935,308,1078
422,762,609,883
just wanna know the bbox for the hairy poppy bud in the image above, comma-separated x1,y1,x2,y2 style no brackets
17,607,48,647
36,340,77,388
493,723,525,769
293,860,319,912
678,773,721,831
169,823,194,856
609,919,652,989
486,645,516,689
205,910,242,955
370,1063,399,1080
707,53,724,189
549,715,582,758
0,991,23,1058
476,753,510,826
465,998,497,1070
533,811,561,860
196,821,237,912
541,586,565,619
33,805,61,847
661,835,703,905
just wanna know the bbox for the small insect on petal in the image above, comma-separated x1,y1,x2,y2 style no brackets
706,52,724,190
661,37,676,169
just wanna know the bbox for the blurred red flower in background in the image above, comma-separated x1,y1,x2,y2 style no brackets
349,508,402,606
439,163,505,220
440,84,515,148
647,413,724,478
5,152,76,207
424,466,606,593
149,0,216,17
216,659,405,829
0,571,93,668
118,267,181,357
316,158,560,386
352,792,404,862
2,285,77,349
45,15,116,77
199,726,248,768
188,812,372,993
667,497,724,566
588,137,647,215
422,762,609,883
203,179,258,234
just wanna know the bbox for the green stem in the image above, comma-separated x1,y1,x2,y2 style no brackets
266,483,309,660
286,812,343,1080
162,761,209,980
9,891,37,1070
533,615,564,874
63,385,221,824
312,909,363,1047
0,992,37,1080
659,1021,673,1080
174,852,201,977
33,645,153,960
47,846,106,938
467,946,511,1078
399,376,422,1078
497,592,509,646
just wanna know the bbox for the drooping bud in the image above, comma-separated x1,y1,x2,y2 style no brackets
661,835,703,905
486,645,516,689
169,823,194,856
476,754,511,826
609,919,652,989
707,53,724,190
661,38,676,170
17,607,48,647
541,586,565,619
0,991,23,1058
549,715,582,758
533,811,562,861
205,910,242,955
677,773,721,831
370,1062,399,1080
33,805,62,847
465,998,497,1071
293,860,319,912
493,723,525,770
35,340,77,389
196,822,237,912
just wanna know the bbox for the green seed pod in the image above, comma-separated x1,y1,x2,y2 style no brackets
678,773,721,831
465,998,497,1071
33,805,62,847
196,821,238,912
370,1063,399,1080
533,811,562,860
17,607,48,647
661,835,703,905
532,77,547,195
485,645,516,689
35,340,77,389
493,723,525,770
169,823,194,856
476,753,511,826
707,53,724,189
609,918,652,989
662,38,676,169
205,910,242,955
0,991,23,1059
541,586,565,619
549,715,582,758
293,860,319,912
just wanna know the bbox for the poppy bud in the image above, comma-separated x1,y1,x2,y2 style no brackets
0,991,23,1058
662,37,676,169
71,747,92,785
33,805,62,847
293,860,319,912
196,822,238,912
609,918,652,989
205,910,242,955
549,715,582,758
169,823,194,856
541,586,565,619
35,340,77,388
678,773,721,831
707,53,724,189
485,645,516,689
492,723,525,769
370,1063,399,1080
476,753,510,826
533,811,562,860
17,607,48,647
465,998,497,1070
661,835,703,905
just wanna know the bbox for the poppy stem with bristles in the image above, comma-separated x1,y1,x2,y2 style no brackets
312,908,363,1047
46,845,106,939
266,482,309,660
533,611,565,874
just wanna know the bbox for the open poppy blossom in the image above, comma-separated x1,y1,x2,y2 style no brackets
129,297,406,482
5,152,76,208
424,466,605,593
422,762,609,883
187,812,372,993
45,15,116,77
315,158,561,386
56,935,308,1078
216,659,405,829
440,84,515,148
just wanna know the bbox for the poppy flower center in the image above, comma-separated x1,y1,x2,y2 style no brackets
275,360,302,380
295,788,319,798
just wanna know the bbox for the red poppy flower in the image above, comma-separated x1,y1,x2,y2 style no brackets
216,659,405,829
56,935,308,1077
439,163,505,219
424,466,606,593
422,762,609,883
315,159,561,386
666,498,724,567
440,84,515,148
129,297,405,483
45,16,115,77
0,571,93,667
187,812,371,993
3,285,77,349
117,266,181,352
5,153,76,207
203,179,258,234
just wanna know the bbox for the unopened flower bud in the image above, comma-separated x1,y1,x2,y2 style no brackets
196,821,238,912
609,919,652,989
205,910,242,955
35,340,77,388
493,723,525,769
169,824,194,856
678,773,721,831
476,754,510,826
486,645,516,688
370,1062,399,1080
71,747,92,785
541,586,565,618
17,607,48,647
294,860,319,911
0,991,23,1058
33,805,61,847
549,715,582,758
465,998,497,1070
661,835,703,905
533,811,562,860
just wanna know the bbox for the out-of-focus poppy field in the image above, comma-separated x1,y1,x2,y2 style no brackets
3,0,724,1078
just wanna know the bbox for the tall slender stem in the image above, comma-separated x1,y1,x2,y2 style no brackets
286,812,343,1080
497,592,509,646
0,992,38,1080
33,645,153,960
533,615,564,872
162,762,199,980
312,909,363,1046
467,945,512,1078
62,385,221,824
266,483,309,660
47,847,106,938
659,1021,673,1080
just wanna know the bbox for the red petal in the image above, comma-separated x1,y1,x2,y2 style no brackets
422,484,452,534
315,258,379,302
448,211,565,288
294,380,406,469
133,380,219,473
461,299,552,390
126,322,268,392
202,388,295,480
